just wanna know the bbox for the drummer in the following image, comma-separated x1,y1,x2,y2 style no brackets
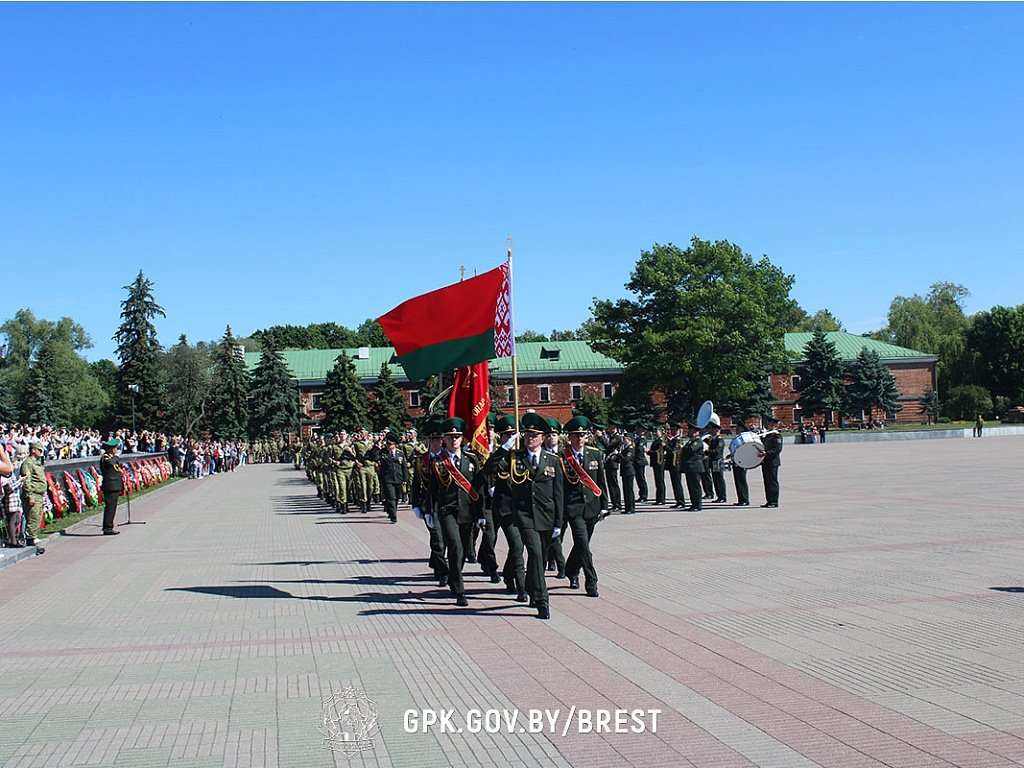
729,417,751,507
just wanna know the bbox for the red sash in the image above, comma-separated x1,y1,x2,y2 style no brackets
442,454,479,501
563,447,602,497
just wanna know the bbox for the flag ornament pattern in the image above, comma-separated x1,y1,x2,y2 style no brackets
377,260,514,383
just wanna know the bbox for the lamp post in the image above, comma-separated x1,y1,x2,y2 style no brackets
128,384,140,438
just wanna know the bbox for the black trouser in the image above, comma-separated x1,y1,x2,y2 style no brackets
102,490,120,532
712,471,727,501
668,466,685,507
547,526,565,571
439,514,470,597
701,469,713,497
651,463,666,504
733,467,749,505
634,467,648,501
475,508,498,576
382,482,400,521
604,465,622,509
621,474,635,513
426,519,448,579
521,526,553,607
498,515,525,593
761,463,780,505
564,516,598,588
685,471,704,510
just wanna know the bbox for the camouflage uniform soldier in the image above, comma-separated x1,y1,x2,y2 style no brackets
20,440,48,555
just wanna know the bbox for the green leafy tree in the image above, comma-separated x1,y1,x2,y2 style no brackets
89,359,120,427
944,385,993,421
164,335,213,438
370,362,407,431
966,305,1024,404
844,347,902,422
36,338,108,428
586,237,798,417
319,353,371,433
791,309,845,333
114,271,166,430
248,342,300,439
356,318,389,348
720,373,775,425
209,326,251,440
797,330,844,422
612,368,663,430
922,389,940,425
515,330,549,343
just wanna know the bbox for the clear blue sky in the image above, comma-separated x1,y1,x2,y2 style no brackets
2,3,1021,362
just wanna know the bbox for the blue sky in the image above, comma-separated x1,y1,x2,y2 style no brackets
2,3,1021,362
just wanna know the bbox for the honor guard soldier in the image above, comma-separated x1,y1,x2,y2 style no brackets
427,417,486,607
619,433,637,514
759,414,783,508
707,420,728,503
544,417,567,577
99,438,124,535
560,416,608,597
485,412,564,620
411,419,448,587
486,415,527,601
681,422,707,512
632,427,649,503
666,424,686,509
378,431,409,523
601,421,623,512
648,427,667,505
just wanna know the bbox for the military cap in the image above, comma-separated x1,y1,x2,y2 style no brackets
763,413,780,424
609,419,622,428
102,438,121,449
520,412,550,434
440,417,466,435
592,422,606,431
486,413,496,427
422,418,442,438
385,430,401,444
564,415,591,434
545,417,562,434
322,432,334,438
494,414,517,433
29,439,45,451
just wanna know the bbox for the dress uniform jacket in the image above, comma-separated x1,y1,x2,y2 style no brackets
562,446,607,520
489,447,564,532
430,451,485,524
99,454,124,493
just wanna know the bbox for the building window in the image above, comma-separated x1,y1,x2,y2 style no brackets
603,383,614,399
506,387,515,405
791,375,802,392
792,404,802,424
571,384,583,400
538,385,551,403
311,394,324,411
409,390,420,408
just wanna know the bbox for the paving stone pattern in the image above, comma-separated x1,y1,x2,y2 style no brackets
1,438,1023,767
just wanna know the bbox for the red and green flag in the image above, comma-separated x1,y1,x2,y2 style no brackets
377,260,514,382
447,362,491,459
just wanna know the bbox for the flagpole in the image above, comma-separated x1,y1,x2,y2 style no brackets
507,235,520,443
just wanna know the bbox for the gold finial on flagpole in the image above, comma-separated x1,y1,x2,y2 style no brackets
459,265,465,281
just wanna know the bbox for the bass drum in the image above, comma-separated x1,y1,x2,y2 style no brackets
729,431,765,470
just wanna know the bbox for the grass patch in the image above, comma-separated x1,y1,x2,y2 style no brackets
41,477,182,537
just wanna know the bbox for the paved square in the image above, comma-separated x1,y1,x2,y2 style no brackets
2,436,1023,767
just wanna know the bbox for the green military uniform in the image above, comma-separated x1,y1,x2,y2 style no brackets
411,420,447,585
561,416,609,597
485,415,526,601
648,430,667,505
667,427,686,508
760,416,783,508
681,425,707,511
20,445,48,551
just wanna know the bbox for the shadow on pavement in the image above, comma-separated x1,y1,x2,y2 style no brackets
990,587,1024,593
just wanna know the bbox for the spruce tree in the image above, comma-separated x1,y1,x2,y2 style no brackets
22,362,57,425
845,347,902,422
248,342,300,439
370,362,407,431
209,326,250,440
320,353,370,433
113,271,166,430
798,330,844,423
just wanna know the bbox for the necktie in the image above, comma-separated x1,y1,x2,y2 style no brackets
531,453,538,468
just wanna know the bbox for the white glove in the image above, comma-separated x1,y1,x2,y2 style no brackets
476,518,486,530
487,486,495,498
551,527,561,539
424,513,435,529
412,506,423,520
502,432,520,451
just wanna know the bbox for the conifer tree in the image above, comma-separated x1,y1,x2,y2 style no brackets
248,342,299,439
320,353,370,433
22,362,57,425
845,347,902,422
370,362,406,431
797,330,844,423
113,271,166,429
209,326,250,440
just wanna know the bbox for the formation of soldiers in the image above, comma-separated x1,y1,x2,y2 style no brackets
296,411,782,620
248,438,290,464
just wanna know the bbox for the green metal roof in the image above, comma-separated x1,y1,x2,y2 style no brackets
784,332,937,362
245,334,934,385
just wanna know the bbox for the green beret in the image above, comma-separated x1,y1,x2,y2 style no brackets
440,416,466,435
520,412,549,434
545,417,562,434
564,415,591,434
494,414,517,433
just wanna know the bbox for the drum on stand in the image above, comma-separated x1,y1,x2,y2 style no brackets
729,431,765,470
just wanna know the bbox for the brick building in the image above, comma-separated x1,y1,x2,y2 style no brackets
245,334,937,437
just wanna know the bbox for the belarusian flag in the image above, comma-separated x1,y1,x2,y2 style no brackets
377,260,514,382
448,362,491,459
